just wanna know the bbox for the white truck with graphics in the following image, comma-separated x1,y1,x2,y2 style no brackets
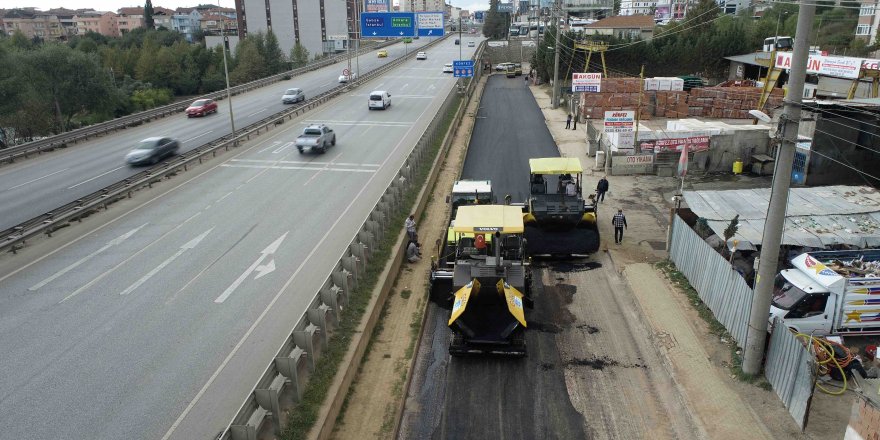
770,250,880,336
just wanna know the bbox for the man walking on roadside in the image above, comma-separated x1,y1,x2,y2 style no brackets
596,176,609,203
565,114,572,129
572,114,578,130
405,214,417,244
612,209,627,244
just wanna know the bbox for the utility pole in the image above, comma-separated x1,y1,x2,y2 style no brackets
354,0,360,77
220,19,236,144
742,0,815,376
633,64,644,154
551,1,561,109
459,16,463,61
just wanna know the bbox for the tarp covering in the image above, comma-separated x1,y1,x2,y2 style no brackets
453,205,525,234
684,185,880,248
528,157,583,174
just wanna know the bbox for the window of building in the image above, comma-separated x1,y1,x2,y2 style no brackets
860,6,874,16
857,24,871,35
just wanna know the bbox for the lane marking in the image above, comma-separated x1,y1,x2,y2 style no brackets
183,131,213,143
231,159,379,167
214,232,288,304
246,109,266,118
258,141,281,154
215,191,234,204
68,166,125,189
220,164,375,173
29,223,148,291
303,152,344,186
119,228,213,296
5,168,70,191
59,212,202,303
401,83,409,89
161,90,441,440
272,142,293,154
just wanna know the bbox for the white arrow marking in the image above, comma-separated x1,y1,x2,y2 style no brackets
119,228,213,296
254,259,275,280
214,231,288,304
372,31,377,36
258,141,282,154
428,30,432,35
30,224,148,291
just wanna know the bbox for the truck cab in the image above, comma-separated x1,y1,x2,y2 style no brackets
770,269,833,335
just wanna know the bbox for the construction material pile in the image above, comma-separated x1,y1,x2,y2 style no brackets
825,258,880,278
577,79,785,120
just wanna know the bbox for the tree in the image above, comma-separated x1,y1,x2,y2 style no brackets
289,41,310,68
144,0,155,29
230,36,268,84
263,30,286,74
483,0,506,39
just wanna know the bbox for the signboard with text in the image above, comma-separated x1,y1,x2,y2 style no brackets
603,110,635,133
453,60,474,77
572,72,601,92
361,12,416,38
639,136,710,153
774,52,862,79
364,0,390,12
416,12,445,37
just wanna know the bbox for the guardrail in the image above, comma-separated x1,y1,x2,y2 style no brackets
213,37,483,440
0,36,449,255
0,40,395,165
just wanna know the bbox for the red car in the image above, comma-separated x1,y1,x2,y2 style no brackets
185,99,218,117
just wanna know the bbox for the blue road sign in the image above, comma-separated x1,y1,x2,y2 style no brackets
416,12,445,37
453,60,474,78
361,12,416,38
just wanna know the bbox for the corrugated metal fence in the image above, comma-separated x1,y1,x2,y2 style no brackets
668,215,753,346
764,317,817,430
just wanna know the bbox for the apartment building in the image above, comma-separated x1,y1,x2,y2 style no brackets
562,0,614,20
584,14,655,39
172,8,202,42
857,0,878,44
399,0,445,12
75,11,120,37
116,7,145,34
1,9,65,40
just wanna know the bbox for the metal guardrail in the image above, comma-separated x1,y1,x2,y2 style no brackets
0,40,394,165
0,37,448,255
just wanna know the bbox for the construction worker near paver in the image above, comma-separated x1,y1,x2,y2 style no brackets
612,209,627,244
596,176,609,203
405,214,418,244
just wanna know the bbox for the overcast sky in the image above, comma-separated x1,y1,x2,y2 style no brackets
17,0,490,13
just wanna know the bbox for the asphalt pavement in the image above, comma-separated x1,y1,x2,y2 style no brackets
0,36,481,440
399,74,586,439
0,38,436,231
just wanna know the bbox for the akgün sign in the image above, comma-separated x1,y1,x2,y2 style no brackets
774,52,862,80
639,136,709,153
572,72,601,92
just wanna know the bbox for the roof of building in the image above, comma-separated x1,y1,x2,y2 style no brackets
117,7,144,16
585,15,655,30
723,52,768,66
683,185,880,248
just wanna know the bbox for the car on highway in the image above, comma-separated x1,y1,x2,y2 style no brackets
185,99,217,117
494,62,514,71
377,49,388,58
368,90,391,110
296,124,336,154
281,88,305,104
416,51,427,60
443,63,453,73
338,72,358,83
468,41,475,47
470,28,477,34
454,39,460,45
403,37,413,43
125,137,179,166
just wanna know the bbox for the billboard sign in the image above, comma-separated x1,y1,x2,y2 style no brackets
474,11,484,20
774,52,862,79
361,12,416,38
603,110,635,133
416,12,445,37
572,72,601,92
364,0,390,12
639,136,710,153
498,3,514,13
453,60,474,77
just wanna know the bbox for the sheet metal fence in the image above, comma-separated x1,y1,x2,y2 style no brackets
668,215,753,346
764,317,816,430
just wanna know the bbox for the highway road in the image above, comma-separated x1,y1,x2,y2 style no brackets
0,36,482,439
0,38,436,232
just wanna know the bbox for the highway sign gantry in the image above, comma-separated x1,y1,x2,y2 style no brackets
416,12,445,37
361,12,416,38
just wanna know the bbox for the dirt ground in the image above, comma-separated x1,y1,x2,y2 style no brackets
330,75,484,439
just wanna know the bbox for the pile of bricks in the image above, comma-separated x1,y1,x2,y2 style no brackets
577,79,785,120
686,86,784,119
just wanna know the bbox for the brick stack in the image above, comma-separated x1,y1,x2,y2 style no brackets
655,91,689,118
687,87,784,119
579,78,651,120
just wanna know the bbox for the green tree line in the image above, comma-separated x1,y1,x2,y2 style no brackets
532,1,872,85
0,27,310,147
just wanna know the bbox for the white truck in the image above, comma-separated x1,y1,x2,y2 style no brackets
770,250,880,336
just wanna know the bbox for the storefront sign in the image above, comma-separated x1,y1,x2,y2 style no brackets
639,136,709,153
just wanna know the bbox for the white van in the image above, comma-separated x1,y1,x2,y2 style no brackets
368,90,391,110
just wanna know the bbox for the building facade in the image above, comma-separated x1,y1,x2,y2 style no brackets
857,0,878,44
562,0,614,20
75,11,120,37
1,9,65,40
399,0,445,12
172,9,202,42
235,0,357,58
116,7,145,34
584,14,655,39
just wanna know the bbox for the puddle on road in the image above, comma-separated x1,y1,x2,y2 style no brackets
566,356,647,370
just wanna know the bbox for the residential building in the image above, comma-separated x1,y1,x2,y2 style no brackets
234,0,354,59
1,9,65,40
857,0,878,44
152,7,175,30
46,8,79,37
116,7,145,34
172,8,202,41
201,13,236,34
583,14,655,39
562,0,613,20
619,0,657,16
399,0,445,12
75,11,120,37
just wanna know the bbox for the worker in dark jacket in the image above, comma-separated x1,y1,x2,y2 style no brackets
596,176,609,202
612,209,627,244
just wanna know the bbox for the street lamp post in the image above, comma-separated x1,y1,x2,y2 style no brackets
220,18,236,144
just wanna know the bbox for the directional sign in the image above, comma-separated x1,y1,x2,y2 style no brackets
361,12,416,38
416,12,445,37
364,0,390,12
453,60,474,78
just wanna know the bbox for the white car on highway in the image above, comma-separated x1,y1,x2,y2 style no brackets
443,63,453,73
338,72,358,83
416,51,427,60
